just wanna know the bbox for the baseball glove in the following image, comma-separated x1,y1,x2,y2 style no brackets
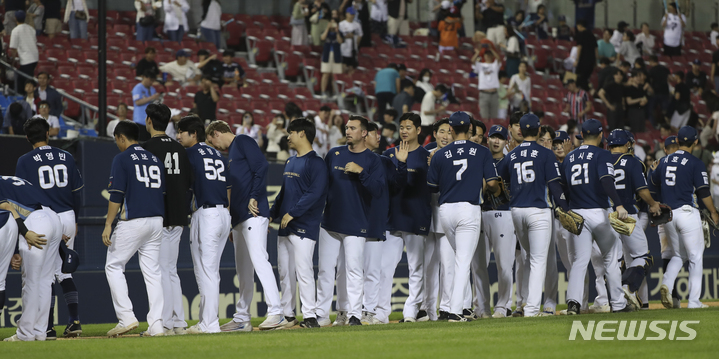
489,179,510,210
609,212,636,236
649,204,673,226
556,208,584,235
702,219,711,248
700,208,718,248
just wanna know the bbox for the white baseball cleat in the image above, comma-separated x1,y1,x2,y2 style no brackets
588,303,611,314
163,328,175,336
492,310,507,318
3,335,22,342
416,310,430,322
361,311,383,325
400,317,416,323
107,321,139,338
332,311,348,326
660,284,673,309
317,317,332,327
536,312,554,317
185,325,207,335
173,327,187,335
220,320,253,332
259,315,287,330
478,312,491,319
282,317,299,329
622,287,640,310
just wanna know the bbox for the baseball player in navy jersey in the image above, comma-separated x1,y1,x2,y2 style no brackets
315,115,385,326
506,112,528,316
536,124,560,314
496,114,568,317
0,177,61,342
269,118,328,329
560,119,634,315
481,125,516,318
141,104,192,336
427,111,501,322
176,116,232,334
15,118,84,338
102,121,166,337
651,126,718,309
607,129,662,309
0,206,18,321
204,120,286,331
625,131,651,309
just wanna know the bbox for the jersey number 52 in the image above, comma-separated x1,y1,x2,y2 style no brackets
204,158,226,181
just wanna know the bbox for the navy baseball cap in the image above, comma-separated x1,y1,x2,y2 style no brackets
581,119,603,136
607,129,630,146
519,113,540,130
692,59,701,65
175,50,189,58
488,124,508,140
558,15,567,22
448,111,471,127
553,130,569,143
346,6,357,15
15,10,25,22
678,126,698,142
664,135,678,147
624,130,635,143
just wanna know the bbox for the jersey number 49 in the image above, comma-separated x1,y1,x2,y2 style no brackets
135,164,162,188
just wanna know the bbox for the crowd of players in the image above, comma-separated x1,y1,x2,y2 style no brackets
1,104,716,340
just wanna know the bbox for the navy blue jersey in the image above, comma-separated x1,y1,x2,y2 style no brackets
427,140,499,206
0,210,9,227
365,156,393,240
560,145,616,209
611,153,648,214
107,146,165,220
383,146,431,235
497,142,560,208
186,142,230,210
15,146,83,214
228,135,270,226
322,146,386,237
483,156,511,211
650,150,709,209
0,176,50,219
269,151,328,241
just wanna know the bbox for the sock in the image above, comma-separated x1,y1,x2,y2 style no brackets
0,290,5,312
60,279,80,323
48,285,56,330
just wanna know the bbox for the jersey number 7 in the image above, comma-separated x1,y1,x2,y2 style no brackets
453,159,467,180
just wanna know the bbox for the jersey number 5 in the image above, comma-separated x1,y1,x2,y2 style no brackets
204,158,226,181
135,164,162,188
665,166,677,186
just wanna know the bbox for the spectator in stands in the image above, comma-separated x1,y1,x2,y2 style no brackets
712,45,719,92
132,71,160,140
197,49,224,86
200,0,222,49
686,59,708,95
313,105,331,157
625,70,648,132
35,72,62,117
352,0,372,48
711,22,719,49
284,101,303,122
165,108,181,139
194,76,219,121
24,81,38,114
397,63,410,80
266,114,288,160
235,112,264,148
383,108,398,125
27,0,45,37
369,0,388,37
501,24,522,78
597,29,617,62
320,16,344,97
64,0,89,40
497,71,509,120
3,0,25,34
508,61,531,112
387,0,410,45
556,15,573,41
597,57,618,89
635,22,656,56
633,58,648,77
37,101,60,137
618,60,631,79
328,113,346,147
648,55,671,127
563,79,592,123
163,0,190,43
374,63,400,120
669,70,691,129
438,5,461,54
610,21,628,53
478,0,505,45
414,68,433,102
135,0,162,42
662,3,686,57
392,79,415,118
472,31,498,62
135,47,160,79
598,70,626,130
291,0,309,46
221,50,244,86
618,31,641,67
339,7,362,74
309,1,331,46
420,84,448,138
573,19,597,92
160,50,200,86
106,103,128,137
43,0,62,39
476,46,502,119
3,101,32,135
529,4,549,40
379,122,396,151
9,11,38,95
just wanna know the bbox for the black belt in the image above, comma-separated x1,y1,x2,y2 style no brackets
202,204,227,209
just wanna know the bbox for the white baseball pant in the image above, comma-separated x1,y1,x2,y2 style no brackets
161,226,186,330
567,209,626,311
554,217,589,309
105,216,164,336
54,210,76,282
0,217,18,293
481,211,516,314
316,229,366,320
190,207,230,332
380,231,425,320
471,233,490,315
278,234,317,319
636,212,650,305
659,223,675,260
231,216,282,322
436,233,472,312
511,207,552,317
421,232,442,320
590,239,616,307
543,222,558,311
439,202,481,315
619,214,650,268
514,245,529,310
16,208,61,341
663,206,705,308
363,239,383,319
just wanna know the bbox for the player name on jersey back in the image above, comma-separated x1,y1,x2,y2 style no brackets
651,150,709,209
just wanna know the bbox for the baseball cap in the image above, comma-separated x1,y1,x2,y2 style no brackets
664,135,678,147
346,6,357,15
553,130,569,143
607,129,630,146
448,111,471,127
488,124,508,140
441,0,451,9
15,10,25,22
59,240,79,274
519,113,540,130
176,50,189,58
558,15,567,22
678,126,698,142
692,59,701,65
581,118,603,136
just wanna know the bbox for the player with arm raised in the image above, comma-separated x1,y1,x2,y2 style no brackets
15,118,84,338
205,120,285,331
651,126,718,309
141,103,192,336
560,119,634,315
426,112,501,322
176,116,231,334
102,121,166,337
269,118,328,329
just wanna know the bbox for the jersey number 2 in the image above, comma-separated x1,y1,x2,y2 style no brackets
204,158,226,181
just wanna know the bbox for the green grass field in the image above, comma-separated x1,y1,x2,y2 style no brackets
2,302,718,358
